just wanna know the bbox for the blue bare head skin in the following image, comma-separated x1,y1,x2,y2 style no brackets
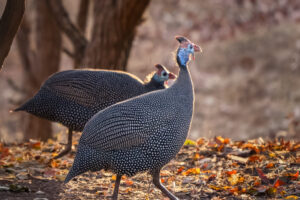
153,73,165,83
175,36,201,67
153,64,176,83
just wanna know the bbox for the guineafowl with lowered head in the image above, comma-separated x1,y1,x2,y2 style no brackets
14,65,176,158
64,36,201,200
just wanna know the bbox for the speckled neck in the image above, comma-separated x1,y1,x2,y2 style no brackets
171,65,193,97
144,77,165,91
171,48,194,98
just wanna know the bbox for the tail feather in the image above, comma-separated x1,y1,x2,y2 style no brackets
13,100,32,112
64,144,105,183
64,167,77,183
13,106,25,112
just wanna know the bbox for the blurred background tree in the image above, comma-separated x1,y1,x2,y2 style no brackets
48,0,150,70
0,0,25,70
0,0,150,141
0,0,300,143
16,0,62,141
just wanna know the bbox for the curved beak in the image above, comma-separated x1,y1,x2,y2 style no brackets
168,72,177,79
193,44,202,52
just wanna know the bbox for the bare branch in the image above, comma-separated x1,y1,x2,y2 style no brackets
6,78,27,94
0,0,25,70
62,47,75,58
77,0,90,34
47,0,88,52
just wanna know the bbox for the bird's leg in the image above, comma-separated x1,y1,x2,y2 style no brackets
152,169,179,200
54,128,73,159
112,174,122,200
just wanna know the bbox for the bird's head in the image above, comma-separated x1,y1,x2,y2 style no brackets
153,64,176,84
175,36,201,67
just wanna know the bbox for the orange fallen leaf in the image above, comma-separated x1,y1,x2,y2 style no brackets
215,136,230,145
208,184,222,191
30,142,41,150
287,171,299,180
197,138,205,146
215,136,224,145
269,152,276,158
254,181,261,186
125,179,133,186
242,143,260,153
208,174,216,182
292,142,300,151
226,170,237,176
50,160,60,168
52,153,58,158
273,178,285,188
111,175,116,181
266,163,274,168
217,144,224,152
285,195,299,199
177,166,185,173
124,188,132,193
193,153,201,160
182,168,200,176
0,147,10,159
229,187,239,194
248,155,262,163
223,138,230,144
238,176,245,183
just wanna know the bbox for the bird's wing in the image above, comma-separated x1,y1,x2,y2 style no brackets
44,70,101,106
80,101,150,151
44,70,143,107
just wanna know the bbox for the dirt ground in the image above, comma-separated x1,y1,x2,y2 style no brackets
1,0,300,143
0,134,299,200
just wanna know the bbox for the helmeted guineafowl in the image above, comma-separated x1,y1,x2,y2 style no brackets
14,65,176,158
64,36,201,200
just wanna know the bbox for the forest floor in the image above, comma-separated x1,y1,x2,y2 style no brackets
0,134,299,200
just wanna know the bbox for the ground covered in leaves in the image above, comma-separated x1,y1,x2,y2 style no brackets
0,135,299,200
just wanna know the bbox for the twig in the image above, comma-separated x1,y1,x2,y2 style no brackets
77,0,90,34
6,78,27,94
47,0,88,52
62,47,74,58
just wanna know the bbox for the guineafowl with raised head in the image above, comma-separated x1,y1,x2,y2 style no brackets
14,65,176,158
64,36,201,200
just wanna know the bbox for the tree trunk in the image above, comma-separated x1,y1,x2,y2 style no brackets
74,0,90,68
17,0,62,141
81,0,150,70
0,0,25,70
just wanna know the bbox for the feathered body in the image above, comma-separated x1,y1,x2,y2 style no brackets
66,67,193,178
65,36,201,200
15,67,175,132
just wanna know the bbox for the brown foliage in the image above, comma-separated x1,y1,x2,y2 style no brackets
0,136,299,199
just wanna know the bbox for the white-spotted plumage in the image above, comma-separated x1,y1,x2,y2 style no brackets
65,36,201,200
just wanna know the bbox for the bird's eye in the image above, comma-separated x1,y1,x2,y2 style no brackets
189,44,193,49
162,71,167,76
